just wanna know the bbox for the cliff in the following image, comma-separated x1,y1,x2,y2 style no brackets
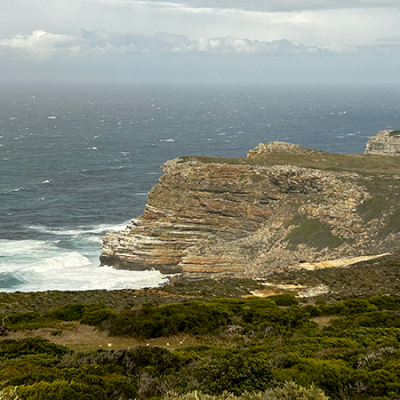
365,129,400,155
100,141,400,279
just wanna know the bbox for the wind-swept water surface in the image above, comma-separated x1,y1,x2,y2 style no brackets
1,83,399,291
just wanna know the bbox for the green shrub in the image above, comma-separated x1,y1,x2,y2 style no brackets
267,294,298,307
80,309,115,326
108,301,232,338
7,312,41,324
342,299,378,315
368,296,400,311
320,300,378,316
277,358,351,397
15,380,107,400
6,372,59,387
319,302,346,316
196,352,273,395
0,338,70,359
303,305,322,317
47,303,108,322
46,304,86,321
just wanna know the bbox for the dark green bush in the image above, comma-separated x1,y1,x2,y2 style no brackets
368,296,400,311
342,299,378,315
320,299,378,316
108,301,232,338
6,372,59,387
80,309,115,326
320,302,346,315
267,294,298,307
7,311,41,324
47,303,108,322
303,305,322,317
46,303,86,321
0,338,70,359
196,351,273,395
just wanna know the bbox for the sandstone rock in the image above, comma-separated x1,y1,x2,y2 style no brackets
101,141,400,279
247,141,324,158
365,129,400,155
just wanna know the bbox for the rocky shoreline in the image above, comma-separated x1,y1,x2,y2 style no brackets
101,131,400,280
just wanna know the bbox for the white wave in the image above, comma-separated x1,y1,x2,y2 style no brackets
47,116,56,119
84,221,131,234
6,255,169,292
42,179,50,184
159,139,176,142
27,221,130,237
25,252,92,273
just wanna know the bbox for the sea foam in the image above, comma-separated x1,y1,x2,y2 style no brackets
26,221,130,237
0,249,169,292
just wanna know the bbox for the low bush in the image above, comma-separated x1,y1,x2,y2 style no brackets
80,308,115,326
196,351,273,395
14,380,107,400
267,294,298,307
0,338,70,359
164,382,328,400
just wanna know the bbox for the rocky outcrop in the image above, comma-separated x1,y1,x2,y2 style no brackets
365,129,400,155
101,141,400,279
247,141,324,157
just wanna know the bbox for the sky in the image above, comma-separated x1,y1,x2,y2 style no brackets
1,0,400,84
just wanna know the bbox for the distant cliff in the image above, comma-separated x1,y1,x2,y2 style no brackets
101,140,400,279
365,129,400,155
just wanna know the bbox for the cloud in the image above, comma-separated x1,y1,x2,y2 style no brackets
0,30,333,58
96,0,400,12
1,30,400,60
0,30,82,58
2,1,400,50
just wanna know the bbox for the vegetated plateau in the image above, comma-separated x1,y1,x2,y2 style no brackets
2,252,400,400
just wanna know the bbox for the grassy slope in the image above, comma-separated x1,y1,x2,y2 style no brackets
179,151,400,176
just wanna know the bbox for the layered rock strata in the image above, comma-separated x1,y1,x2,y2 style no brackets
365,129,400,155
101,141,400,279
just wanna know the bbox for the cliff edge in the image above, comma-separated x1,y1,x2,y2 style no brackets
365,129,400,155
101,140,400,279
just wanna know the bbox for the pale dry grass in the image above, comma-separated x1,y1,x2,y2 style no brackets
0,322,226,351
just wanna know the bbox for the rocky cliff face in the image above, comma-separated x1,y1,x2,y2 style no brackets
101,141,400,279
365,129,400,155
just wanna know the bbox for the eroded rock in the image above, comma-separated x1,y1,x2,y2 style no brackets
365,129,400,155
101,141,400,279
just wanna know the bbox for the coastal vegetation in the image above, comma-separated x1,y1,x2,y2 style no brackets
2,269,400,399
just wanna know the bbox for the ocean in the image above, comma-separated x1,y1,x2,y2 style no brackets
1,83,399,292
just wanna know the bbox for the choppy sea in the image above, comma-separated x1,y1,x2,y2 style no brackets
1,83,399,292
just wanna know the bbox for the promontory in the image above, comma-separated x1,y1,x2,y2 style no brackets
101,133,400,280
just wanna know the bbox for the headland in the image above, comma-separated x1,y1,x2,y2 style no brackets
101,130,400,280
